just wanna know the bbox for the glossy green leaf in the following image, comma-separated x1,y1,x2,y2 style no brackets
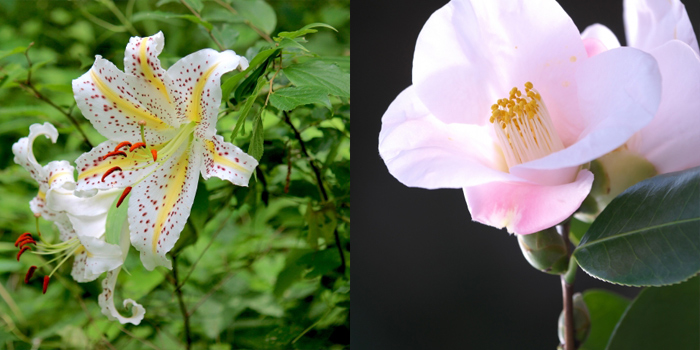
104,192,130,245
230,0,277,34
574,167,700,286
578,290,630,350
283,60,350,97
269,86,331,111
231,76,267,141
607,276,699,350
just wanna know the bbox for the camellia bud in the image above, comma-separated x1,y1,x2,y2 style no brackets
517,227,569,275
558,293,591,345
576,146,656,222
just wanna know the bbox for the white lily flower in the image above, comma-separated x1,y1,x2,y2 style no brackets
73,31,258,271
12,122,145,325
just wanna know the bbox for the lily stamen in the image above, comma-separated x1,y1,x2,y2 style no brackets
16,246,31,261
129,142,146,152
42,276,49,294
102,166,123,182
24,265,37,284
104,150,127,159
114,141,132,151
117,187,132,208
15,233,32,247
151,149,158,161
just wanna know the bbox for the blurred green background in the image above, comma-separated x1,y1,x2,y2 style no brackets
0,0,349,349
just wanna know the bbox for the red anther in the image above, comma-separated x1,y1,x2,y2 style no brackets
14,233,32,247
18,238,36,248
117,187,132,208
104,150,127,159
101,166,123,182
129,142,146,152
24,266,37,284
42,276,49,294
151,149,158,161
16,246,31,261
114,141,132,151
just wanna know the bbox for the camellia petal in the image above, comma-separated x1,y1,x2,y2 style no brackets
199,134,258,186
581,23,621,51
624,0,699,55
129,142,202,270
167,49,248,139
379,87,518,189
627,40,700,173
464,170,594,234
412,0,587,146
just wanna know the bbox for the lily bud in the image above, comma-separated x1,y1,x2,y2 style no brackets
558,293,591,346
517,227,569,275
576,147,656,222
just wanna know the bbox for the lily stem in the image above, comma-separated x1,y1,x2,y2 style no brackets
557,221,576,350
171,254,192,350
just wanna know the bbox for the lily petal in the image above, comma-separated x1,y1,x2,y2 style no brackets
624,0,699,55
412,0,587,145
581,23,621,52
46,160,75,190
30,195,77,241
73,56,177,144
379,86,519,189
76,140,160,192
129,142,202,270
80,236,123,279
510,47,661,173
464,169,594,235
628,40,700,173
12,122,58,186
99,267,145,325
167,49,248,139
198,135,257,186
71,249,92,283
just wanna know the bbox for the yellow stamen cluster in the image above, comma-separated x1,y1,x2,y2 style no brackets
489,82,564,169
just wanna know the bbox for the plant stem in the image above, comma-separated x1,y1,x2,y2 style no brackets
171,255,192,350
558,221,576,350
179,0,225,51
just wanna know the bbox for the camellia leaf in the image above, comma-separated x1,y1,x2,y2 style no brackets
574,166,700,286
105,192,130,245
578,290,630,350
606,276,699,350
269,86,331,111
283,60,350,98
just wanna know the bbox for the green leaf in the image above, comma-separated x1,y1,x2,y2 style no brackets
212,24,239,49
269,86,331,111
274,22,337,41
229,0,277,35
182,0,203,12
0,46,26,60
273,249,311,298
299,248,341,279
283,60,350,97
105,192,130,245
569,218,591,246
574,166,700,286
305,202,337,249
578,290,630,350
247,108,265,161
234,50,275,102
231,76,267,141
189,180,209,231
606,276,699,350
221,48,278,101
131,11,213,31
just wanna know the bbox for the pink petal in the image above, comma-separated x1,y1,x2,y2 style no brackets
198,135,257,186
581,24,621,54
412,0,587,144
624,0,699,55
628,40,700,173
464,169,594,235
510,47,661,172
167,49,248,139
379,87,518,189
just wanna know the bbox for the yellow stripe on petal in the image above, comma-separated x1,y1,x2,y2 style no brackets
139,38,171,103
90,70,170,130
152,150,190,253
48,171,70,186
204,140,251,174
186,63,220,123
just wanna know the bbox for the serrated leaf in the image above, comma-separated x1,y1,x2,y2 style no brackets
230,0,277,34
283,60,349,97
606,276,699,350
269,86,331,111
578,290,630,350
131,11,213,31
574,166,700,286
275,22,337,41
105,192,130,245
231,76,267,141
247,108,265,161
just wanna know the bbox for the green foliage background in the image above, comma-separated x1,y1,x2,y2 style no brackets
0,0,350,349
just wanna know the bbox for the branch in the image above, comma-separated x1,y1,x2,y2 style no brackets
171,255,192,350
558,221,576,350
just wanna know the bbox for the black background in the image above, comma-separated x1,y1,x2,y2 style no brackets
352,1,700,349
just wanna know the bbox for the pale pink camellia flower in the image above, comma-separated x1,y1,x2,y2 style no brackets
378,0,663,234
73,32,258,270
581,0,700,176
12,122,145,325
